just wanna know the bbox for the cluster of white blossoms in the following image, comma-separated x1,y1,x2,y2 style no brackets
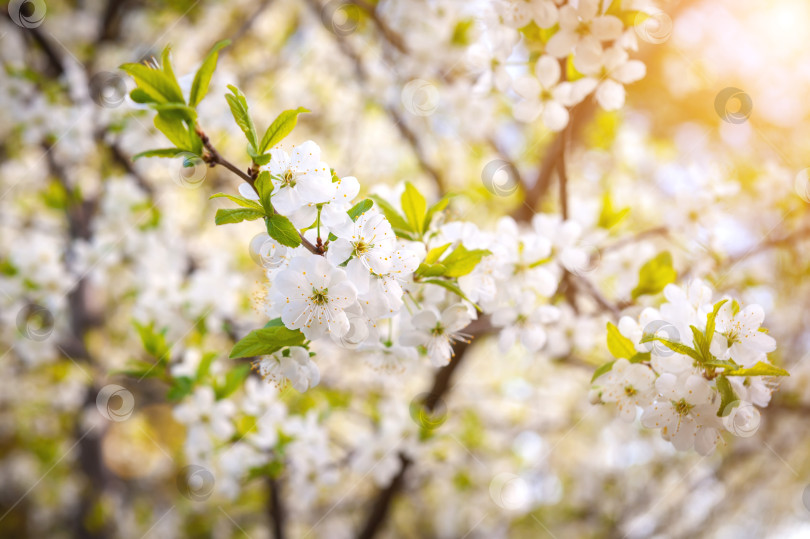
468,0,648,130
591,280,787,455
245,141,591,388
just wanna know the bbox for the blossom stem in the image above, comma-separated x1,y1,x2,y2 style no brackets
195,126,320,255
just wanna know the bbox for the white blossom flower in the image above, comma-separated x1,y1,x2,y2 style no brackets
271,255,358,339
262,141,334,218
546,0,623,58
253,346,320,392
574,44,646,111
492,299,559,352
597,358,656,422
401,305,474,366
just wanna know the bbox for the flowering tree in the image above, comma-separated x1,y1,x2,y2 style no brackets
2,0,809,538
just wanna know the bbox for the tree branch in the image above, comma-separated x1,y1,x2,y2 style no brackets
195,127,319,254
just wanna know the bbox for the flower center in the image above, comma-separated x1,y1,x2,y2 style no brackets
624,385,637,397
355,240,371,255
431,323,445,337
282,169,297,188
310,287,329,305
673,398,693,417
575,21,591,36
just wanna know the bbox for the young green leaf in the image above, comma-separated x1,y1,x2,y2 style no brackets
368,195,412,236
133,148,186,160
119,62,185,103
424,196,450,231
715,375,738,417
631,251,677,299
225,85,258,152
259,107,310,153
152,103,197,123
189,39,230,107
209,193,265,212
154,113,192,150
265,213,302,247
591,360,616,382
348,198,373,221
159,46,185,103
215,208,265,225
690,325,710,362
639,333,703,363
229,326,306,359
424,243,452,265
167,376,195,401
606,321,637,359
215,364,251,399
401,182,427,235
724,361,790,377
441,245,491,278
255,171,274,214
415,262,448,278
705,299,728,344
195,352,217,383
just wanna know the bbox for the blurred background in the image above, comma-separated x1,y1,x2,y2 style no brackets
2,0,810,537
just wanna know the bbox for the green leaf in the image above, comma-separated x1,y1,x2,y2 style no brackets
152,103,197,123
725,361,790,377
705,299,728,344
215,208,265,225
631,251,677,299
606,321,637,359
159,46,185,103
229,326,307,359
425,243,452,265
189,40,230,107
130,88,156,104
690,325,710,362
415,262,447,277
264,318,285,328
401,182,427,235
209,193,265,212
715,375,737,417
154,113,191,150
132,148,185,160
215,364,251,399
225,85,258,152
133,320,170,363
196,352,217,382
167,376,195,402
591,360,616,382
441,245,491,278
639,333,703,363
424,196,450,231
266,213,301,247
120,62,185,103
629,352,651,363
348,199,373,221
256,171,274,214
259,107,310,153
368,195,412,237
597,192,630,229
